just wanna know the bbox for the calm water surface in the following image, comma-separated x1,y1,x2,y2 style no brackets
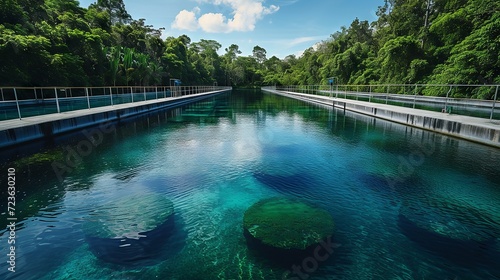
0,90,499,280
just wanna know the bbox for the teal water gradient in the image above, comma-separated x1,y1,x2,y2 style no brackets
0,90,499,279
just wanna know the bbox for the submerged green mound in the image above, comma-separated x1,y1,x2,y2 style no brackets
83,193,174,239
398,200,495,243
14,149,65,167
243,197,334,250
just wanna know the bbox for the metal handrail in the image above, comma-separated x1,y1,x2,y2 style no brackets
0,85,231,121
265,84,500,120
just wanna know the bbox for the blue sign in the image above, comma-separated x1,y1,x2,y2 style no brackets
174,80,181,86
328,79,334,85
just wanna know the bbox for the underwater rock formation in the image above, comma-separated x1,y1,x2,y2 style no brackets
398,200,499,266
243,197,334,251
83,193,175,265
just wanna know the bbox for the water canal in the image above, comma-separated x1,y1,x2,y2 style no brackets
1,89,499,279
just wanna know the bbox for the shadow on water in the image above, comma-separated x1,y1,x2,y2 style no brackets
0,224,85,280
253,171,316,197
86,213,186,267
243,228,341,270
397,201,500,268
356,172,428,201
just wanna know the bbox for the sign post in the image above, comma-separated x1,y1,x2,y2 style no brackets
328,77,335,98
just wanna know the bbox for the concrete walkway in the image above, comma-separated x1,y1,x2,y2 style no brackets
0,89,230,148
263,89,500,148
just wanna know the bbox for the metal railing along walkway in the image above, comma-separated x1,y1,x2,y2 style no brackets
266,84,500,120
0,86,231,121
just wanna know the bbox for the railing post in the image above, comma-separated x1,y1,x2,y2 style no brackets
156,87,158,99
54,87,60,113
336,84,338,98
369,85,372,102
413,85,418,109
444,85,452,113
386,85,389,104
14,88,22,119
109,87,113,106
130,87,133,102
34,88,37,100
490,85,499,120
1,88,4,101
85,88,91,109
143,87,146,101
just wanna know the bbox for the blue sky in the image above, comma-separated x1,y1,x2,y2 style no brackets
78,0,382,58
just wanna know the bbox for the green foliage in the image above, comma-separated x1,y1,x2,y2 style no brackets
426,11,500,98
252,45,267,65
96,0,130,25
0,0,26,26
378,36,423,83
0,26,52,85
0,0,498,94
257,0,498,98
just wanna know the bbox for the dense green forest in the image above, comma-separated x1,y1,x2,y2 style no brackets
0,0,499,98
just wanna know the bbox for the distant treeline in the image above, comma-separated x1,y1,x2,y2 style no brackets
0,0,498,98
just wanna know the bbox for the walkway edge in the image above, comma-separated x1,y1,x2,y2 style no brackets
0,90,230,148
263,89,500,149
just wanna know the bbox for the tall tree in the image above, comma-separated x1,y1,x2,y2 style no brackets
252,45,267,65
96,0,130,25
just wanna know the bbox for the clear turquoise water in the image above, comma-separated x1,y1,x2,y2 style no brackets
1,90,500,279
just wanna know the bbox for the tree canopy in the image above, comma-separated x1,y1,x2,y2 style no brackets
0,0,498,98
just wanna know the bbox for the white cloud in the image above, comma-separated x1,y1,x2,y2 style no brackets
312,42,322,51
198,13,229,33
275,0,299,6
172,0,280,33
171,9,199,31
294,50,305,57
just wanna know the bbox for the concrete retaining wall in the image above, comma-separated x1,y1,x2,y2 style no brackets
0,90,229,148
264,89,500,148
